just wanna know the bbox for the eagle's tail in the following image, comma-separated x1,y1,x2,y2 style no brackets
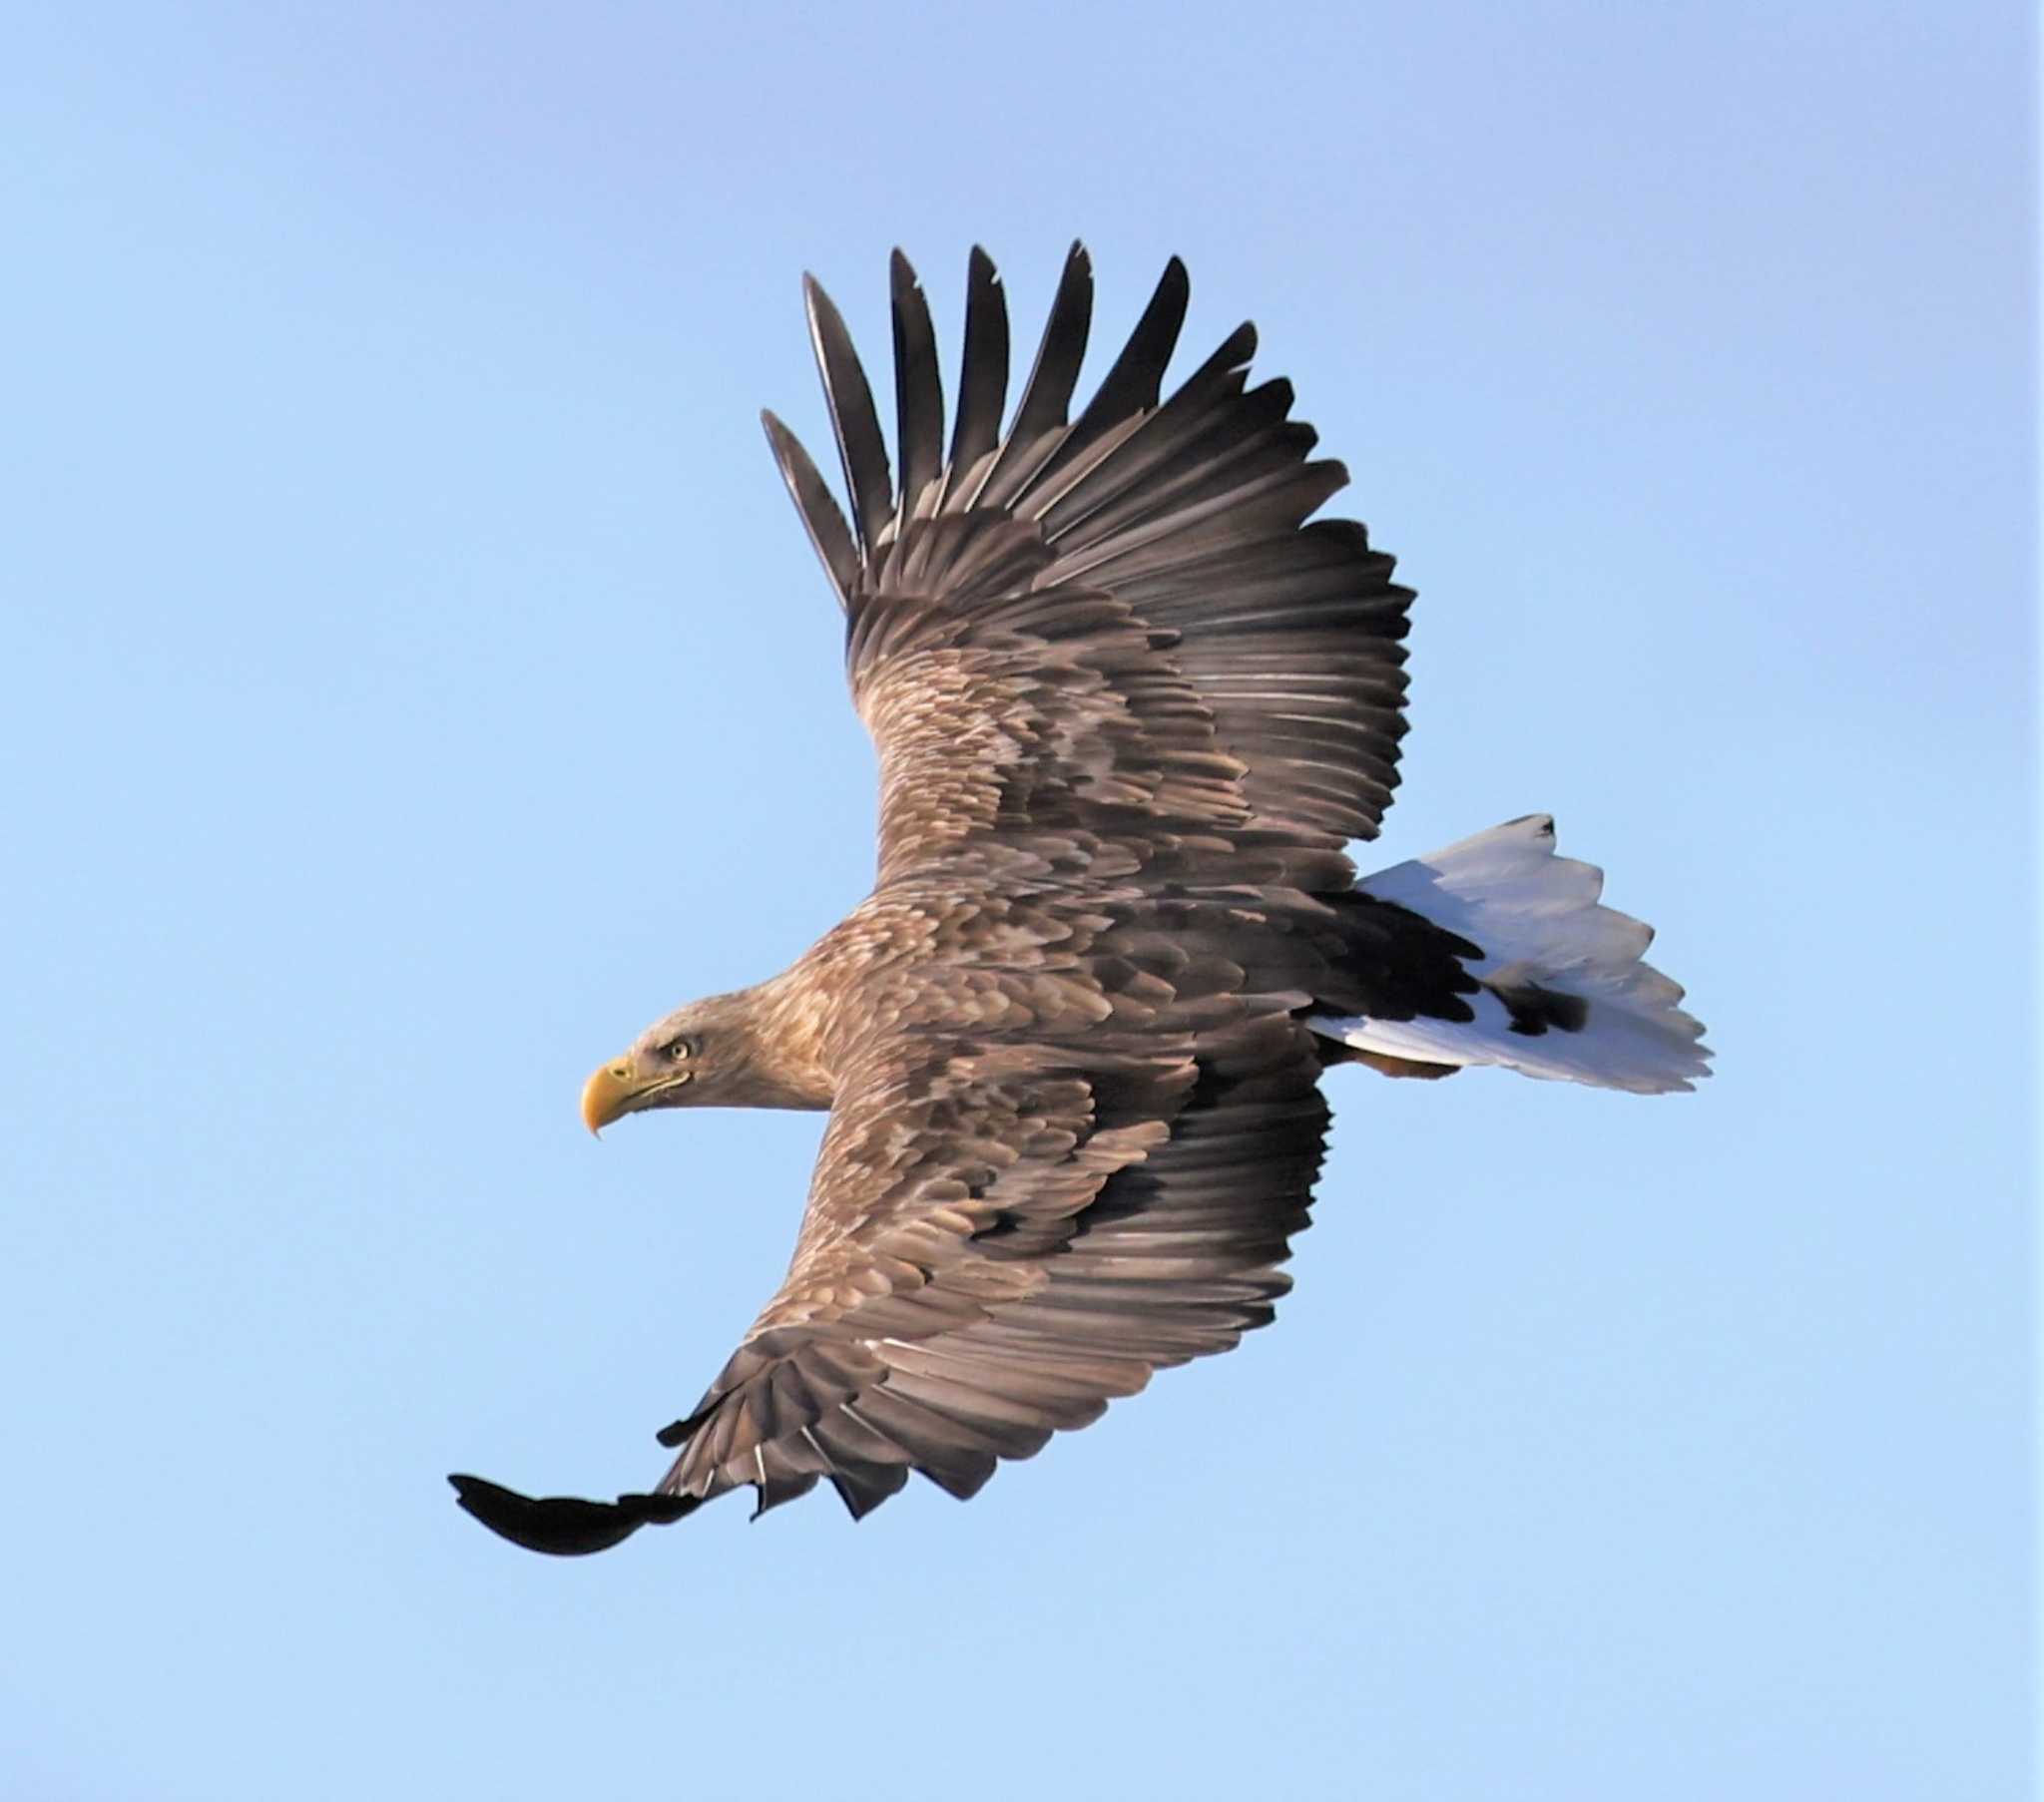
1312,815,1711,1095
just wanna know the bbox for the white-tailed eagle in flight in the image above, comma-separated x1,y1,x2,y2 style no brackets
451,246,1709,1555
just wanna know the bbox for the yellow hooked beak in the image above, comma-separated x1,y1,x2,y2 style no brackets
581,1057,654,1136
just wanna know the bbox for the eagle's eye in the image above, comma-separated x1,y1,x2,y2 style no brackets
662,1037,695,1063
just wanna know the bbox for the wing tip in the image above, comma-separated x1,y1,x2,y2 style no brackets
889,245,923,299
447,1472,699,1557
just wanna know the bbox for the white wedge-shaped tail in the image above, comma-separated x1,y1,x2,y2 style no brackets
1314,815,1711,1094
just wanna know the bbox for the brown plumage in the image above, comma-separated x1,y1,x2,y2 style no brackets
450,244,1707,1556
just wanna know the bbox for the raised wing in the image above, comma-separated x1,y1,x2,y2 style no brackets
450,1008,1330,1554
765,245,1415,886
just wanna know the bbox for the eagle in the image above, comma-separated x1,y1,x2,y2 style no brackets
451,245,1710,1555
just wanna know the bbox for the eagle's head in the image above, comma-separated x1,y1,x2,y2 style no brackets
579,994,750,1131
579,987,830,1130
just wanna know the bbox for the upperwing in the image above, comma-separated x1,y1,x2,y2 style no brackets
451,1010,1329,1554
766,246,1417,885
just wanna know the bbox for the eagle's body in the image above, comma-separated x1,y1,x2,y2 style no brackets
452,247,1709,1555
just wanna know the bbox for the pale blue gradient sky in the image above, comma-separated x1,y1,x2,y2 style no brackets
3,5,2033,1798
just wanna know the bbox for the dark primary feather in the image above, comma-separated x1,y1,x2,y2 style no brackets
761,411,858,607
945,246,1009,489
888,250,944,524
803,274,893,556
975,241,1094,512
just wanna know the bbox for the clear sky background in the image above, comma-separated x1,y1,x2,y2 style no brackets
3,4,2033,1798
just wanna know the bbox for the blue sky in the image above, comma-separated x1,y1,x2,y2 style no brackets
3,4,2032,1797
